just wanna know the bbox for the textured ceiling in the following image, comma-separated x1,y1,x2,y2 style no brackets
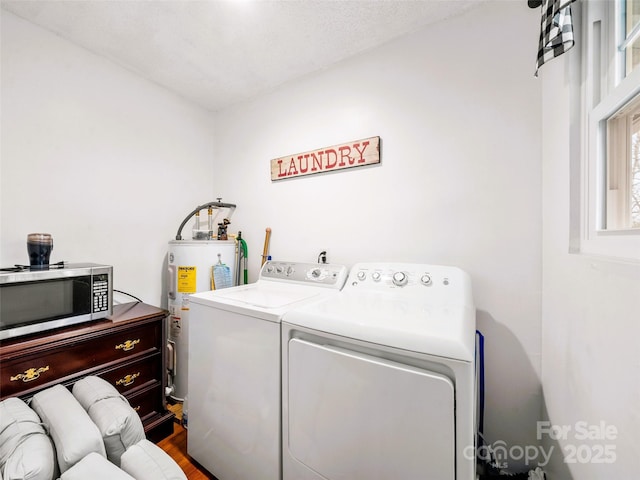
2,0,484,111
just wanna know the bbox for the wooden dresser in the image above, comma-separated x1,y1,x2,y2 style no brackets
0,302,175,443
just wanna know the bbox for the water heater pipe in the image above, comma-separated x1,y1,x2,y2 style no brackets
175,200,237,240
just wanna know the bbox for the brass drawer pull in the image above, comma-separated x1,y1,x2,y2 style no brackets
115,339,141,352
133,405,141,412
10,366,50,383
116,372,141,387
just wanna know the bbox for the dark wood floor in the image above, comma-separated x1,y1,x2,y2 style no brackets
157,421,217,480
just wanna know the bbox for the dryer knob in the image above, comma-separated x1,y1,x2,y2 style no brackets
286,266,294,276
421,274,432,286
372,271,382,282
357,271,367,281
392,271,408,286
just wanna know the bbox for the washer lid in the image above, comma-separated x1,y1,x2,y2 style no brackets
211,282,327,308
283,290,475,362
189,282,336,322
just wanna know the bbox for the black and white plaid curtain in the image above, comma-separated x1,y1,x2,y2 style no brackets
535,0,577,76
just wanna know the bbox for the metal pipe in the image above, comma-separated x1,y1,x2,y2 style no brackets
175,200,236,240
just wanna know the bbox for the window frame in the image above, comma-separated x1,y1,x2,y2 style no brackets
578,0,640,261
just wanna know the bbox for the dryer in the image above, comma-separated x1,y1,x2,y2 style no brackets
187,260,348,480
281,262,476,480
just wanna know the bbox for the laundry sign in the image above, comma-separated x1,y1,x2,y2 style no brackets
270,136,380,181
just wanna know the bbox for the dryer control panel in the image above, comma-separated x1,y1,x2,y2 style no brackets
260,261,348,289
347,262,473,304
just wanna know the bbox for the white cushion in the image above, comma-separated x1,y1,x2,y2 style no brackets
71,375,120,408
0,397,55,480
121,439,187,480
72,377,145,466
30,385,106,473
59,452,135,480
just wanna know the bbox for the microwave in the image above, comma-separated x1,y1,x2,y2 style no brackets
0,263,113,340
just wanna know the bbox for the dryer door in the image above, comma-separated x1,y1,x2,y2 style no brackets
287,338,455,480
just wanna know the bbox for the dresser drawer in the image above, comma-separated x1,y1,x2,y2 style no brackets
98,352,162,397
0,323,161,398
126,383,164,422
102,323,162,362
1,357,57,397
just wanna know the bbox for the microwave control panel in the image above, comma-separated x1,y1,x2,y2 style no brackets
93,274,110,312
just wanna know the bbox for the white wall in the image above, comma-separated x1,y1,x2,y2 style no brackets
214,1,543,467
1,2,563,473
540,43,640,479
1,11,216,306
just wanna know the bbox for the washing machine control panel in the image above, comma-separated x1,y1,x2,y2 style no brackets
261,261,348,288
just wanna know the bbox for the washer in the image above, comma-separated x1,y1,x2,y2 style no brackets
282,262,476,480
187,260,348,480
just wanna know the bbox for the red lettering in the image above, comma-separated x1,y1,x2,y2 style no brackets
277,159,287,177
338,146,352,166
325,149,338,169
311,153,322,171
288,158,298,176
298,155,309,173
353,141,370,163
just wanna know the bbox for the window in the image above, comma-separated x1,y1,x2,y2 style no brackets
606,94,640,229
623,0,640,76
579,0,640,260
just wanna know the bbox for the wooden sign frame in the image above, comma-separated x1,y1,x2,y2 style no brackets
270,136,380,181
